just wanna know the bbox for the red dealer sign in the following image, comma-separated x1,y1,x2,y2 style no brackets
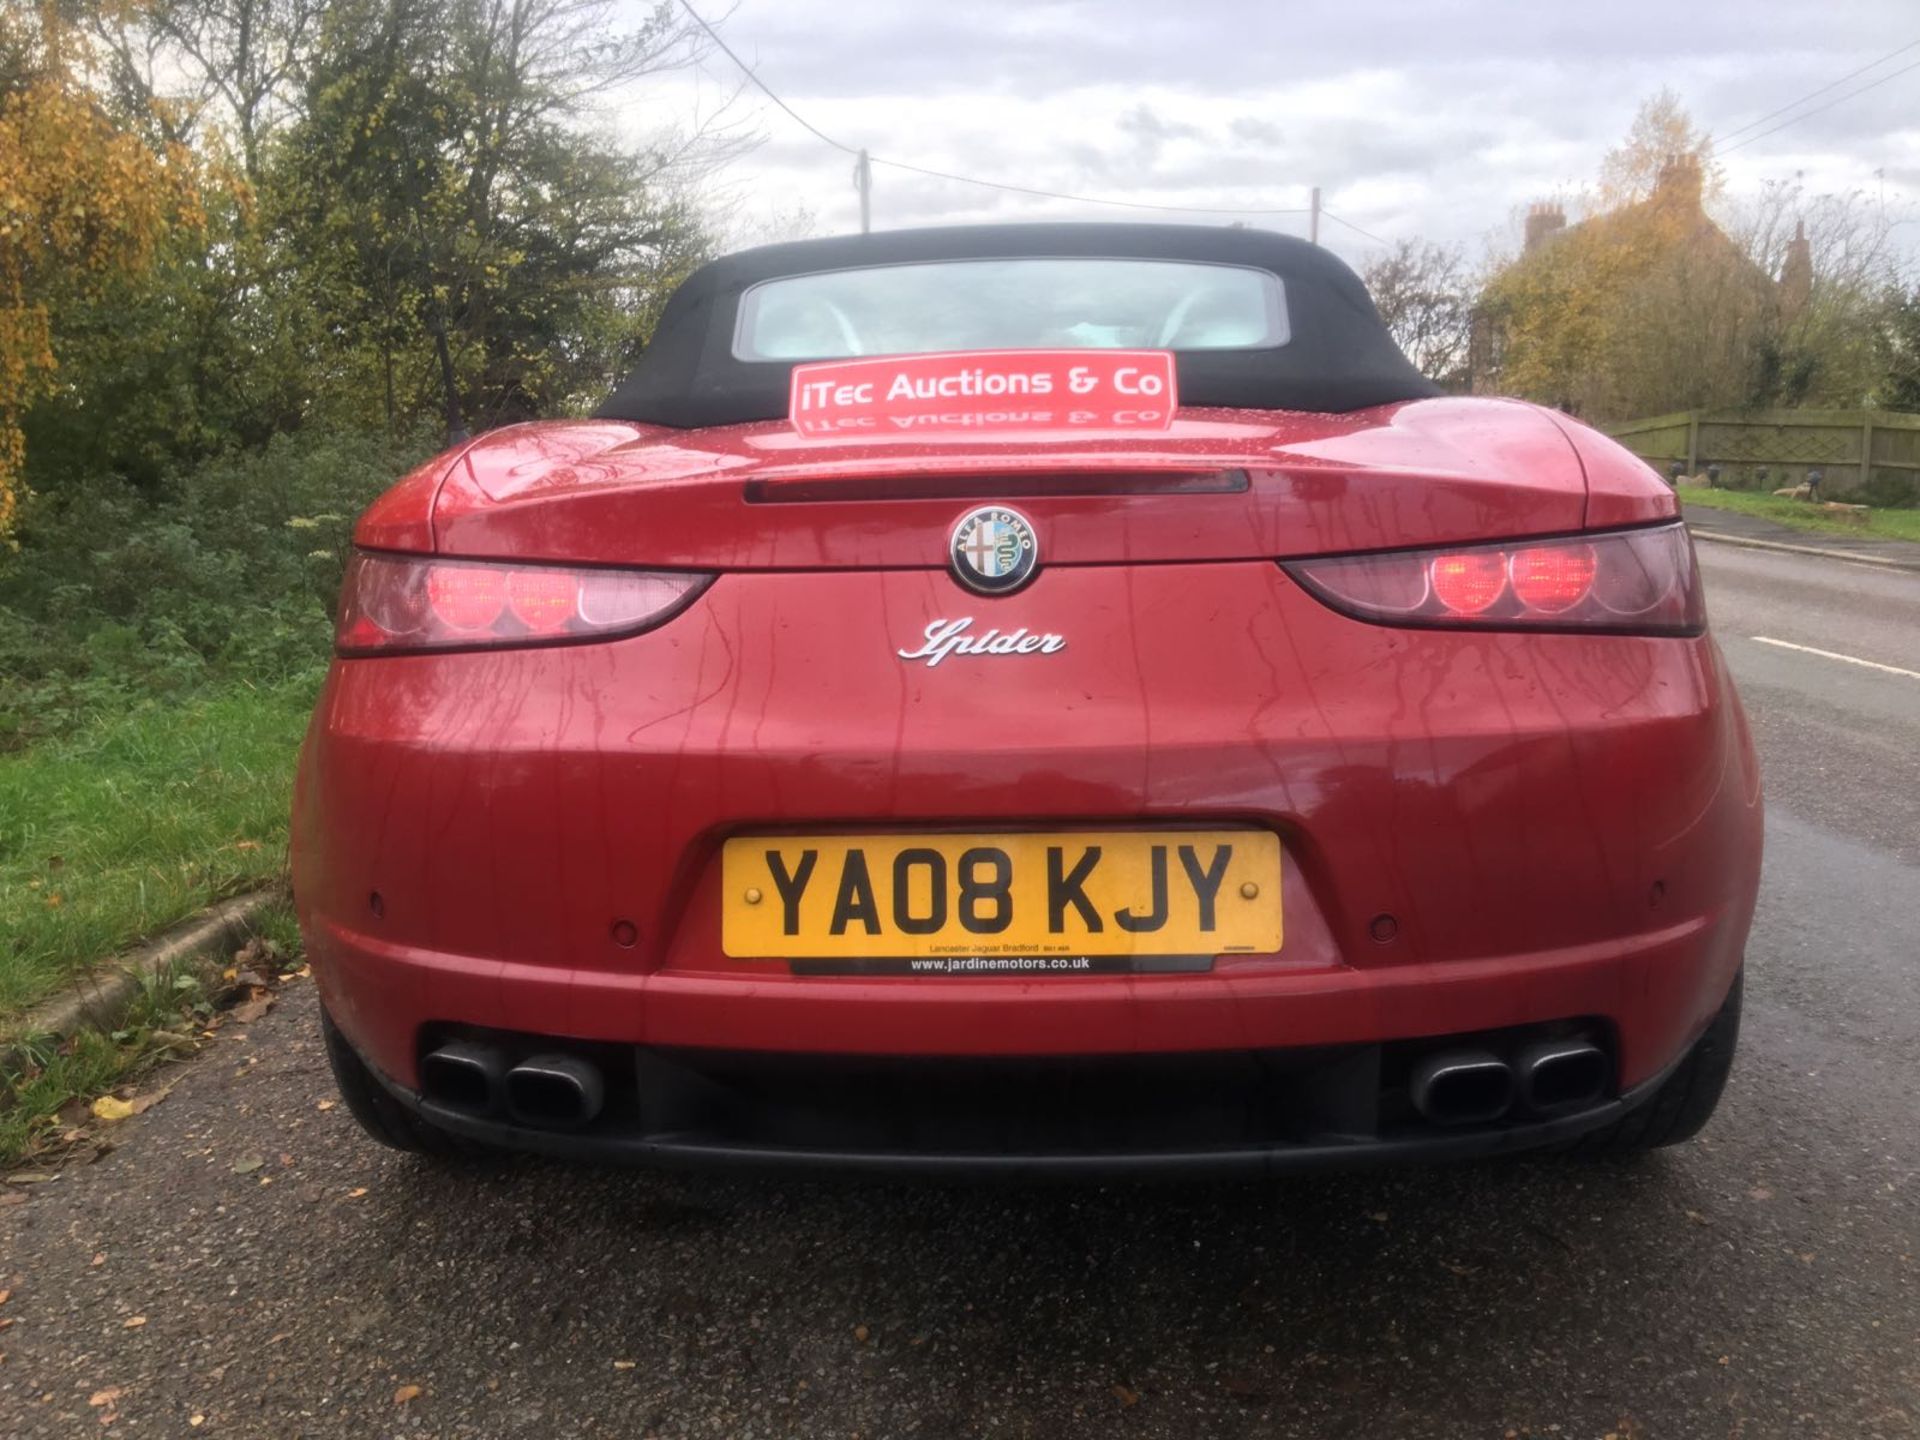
787,350,1178,437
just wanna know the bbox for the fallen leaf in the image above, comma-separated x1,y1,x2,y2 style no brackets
123,1316,146,1329
230,1157,264,1175
190,1416,204,1427
1369,1211,1390,1223
0,1192,26,1208
44,893,62,909
92,1253,106,1267
89,1388,123,1407
1749,1185,1773,1201
230,995,274,1025
127,1089,171,1116
316,1100,336,1112
0,1289,9,1306
91,1096,136,1124
394,1384,422,1405
612,1360,636,1371
1112,1384,1140,1408
5,1172,57,1184
347,1187,368,1199
0,1318,12,1331
853,1324,870,1343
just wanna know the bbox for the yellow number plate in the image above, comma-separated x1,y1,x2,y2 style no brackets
721,830,1281,961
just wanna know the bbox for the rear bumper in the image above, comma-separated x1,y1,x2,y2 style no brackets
343,1017,1693,1178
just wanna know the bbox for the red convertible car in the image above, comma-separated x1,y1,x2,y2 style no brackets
294,224,1762,1175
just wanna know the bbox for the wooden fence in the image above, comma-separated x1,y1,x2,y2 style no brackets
1602,408,1920,506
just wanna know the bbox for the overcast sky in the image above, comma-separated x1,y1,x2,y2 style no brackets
623,0,1920,270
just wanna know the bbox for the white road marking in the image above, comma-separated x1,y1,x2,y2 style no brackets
1751,635,1920,681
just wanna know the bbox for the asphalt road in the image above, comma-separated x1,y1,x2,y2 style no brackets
4,536,1918,1439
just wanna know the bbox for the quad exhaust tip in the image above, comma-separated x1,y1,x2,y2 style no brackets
1409,1039,1610,1127
421,1042,607,1130
420,1041,509,1116
505,1053,606,1130
1409,1049,1515,1127
1516,1039,1609,1115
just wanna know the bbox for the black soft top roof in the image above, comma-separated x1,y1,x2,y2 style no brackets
596,222,1437,428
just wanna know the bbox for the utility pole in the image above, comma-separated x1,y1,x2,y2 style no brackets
1309,185,1321,245
855,149,872,234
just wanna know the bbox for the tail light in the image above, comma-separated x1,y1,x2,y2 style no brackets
336,552,711,655
1282,522,1703,635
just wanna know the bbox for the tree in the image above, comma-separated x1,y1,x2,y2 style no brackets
1874,285,1920,412
0,3,212,538
1362,240,1474,389
1728,182,1898,410
89,0,324,179
13,0,739,480
1598,87,1721,206
273,0,734,438
1477,94,1900,421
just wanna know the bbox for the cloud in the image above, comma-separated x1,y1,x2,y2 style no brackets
627,0,1920,269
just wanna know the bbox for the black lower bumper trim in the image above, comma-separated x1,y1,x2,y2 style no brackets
363,1038,1671,1179
411,1094,1641,1178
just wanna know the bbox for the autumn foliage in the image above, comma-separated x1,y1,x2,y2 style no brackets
1471,93,1898,422
0,0,728,740
0,7,211,538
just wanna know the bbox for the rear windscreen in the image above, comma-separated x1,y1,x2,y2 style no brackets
733,258,1289,361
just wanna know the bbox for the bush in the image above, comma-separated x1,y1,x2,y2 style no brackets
0,427,437,744
1852,469,1920,509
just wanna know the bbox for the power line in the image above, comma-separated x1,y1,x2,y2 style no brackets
679,0,1313,219
1716,54,1920,156
1321,208,1390,246
676,0,858,155
1714,38,1920,147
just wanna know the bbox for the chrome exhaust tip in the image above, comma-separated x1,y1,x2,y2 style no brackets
506,1053,606,1130
1516,1039,1609,1115
1409,1049,1515,1126
420,1041,509,1116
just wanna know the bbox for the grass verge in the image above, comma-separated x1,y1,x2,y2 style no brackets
0,676,317,1022
0,898,305,1167
1682,487,1920,544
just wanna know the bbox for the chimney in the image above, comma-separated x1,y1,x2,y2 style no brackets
1524,202,1566,253
1654,153,1703,211
1780,218,1812,314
